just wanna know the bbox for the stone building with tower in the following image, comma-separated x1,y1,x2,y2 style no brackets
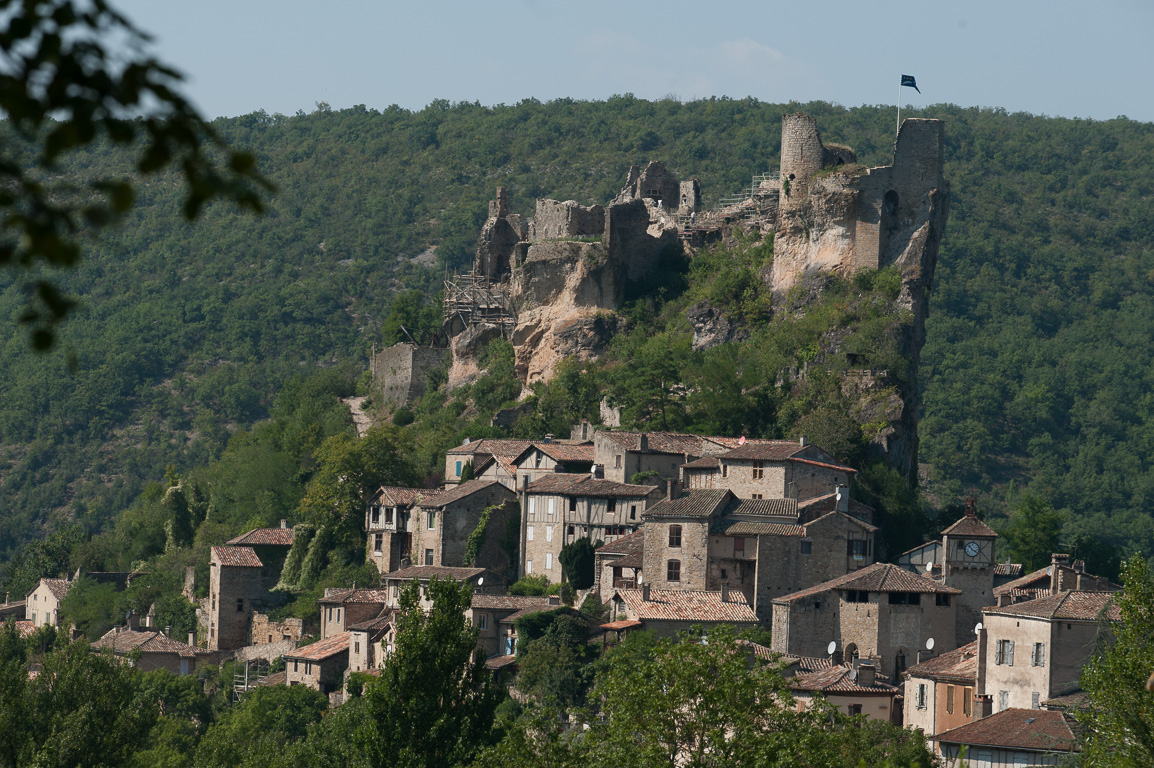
207,523,294,651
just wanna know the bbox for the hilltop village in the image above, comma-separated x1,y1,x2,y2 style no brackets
4,115,1122,765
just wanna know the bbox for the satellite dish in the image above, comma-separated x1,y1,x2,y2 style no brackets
849,667,858,681
738,436,747,446
827,640,837,655
974,622,984,634
477,577,484,586
925,561,934,573
926,637,935,651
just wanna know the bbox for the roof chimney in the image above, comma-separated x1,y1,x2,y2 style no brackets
280,519,288,529
1051,553,1070,593
521,474,529,492
592,464,604,479
544,434,553,444
799,435,807,448
638,434,648,452
721,584,729,603
835,486,849,514
189,632,196,647
857,663,876,687
642,583,651,602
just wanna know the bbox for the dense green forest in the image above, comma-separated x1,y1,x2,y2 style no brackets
2,98,1154,588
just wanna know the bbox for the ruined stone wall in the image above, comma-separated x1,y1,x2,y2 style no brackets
779,113,825,210
373,343,448,408
679,180,702,215
251,613,303,645
529,199,604,240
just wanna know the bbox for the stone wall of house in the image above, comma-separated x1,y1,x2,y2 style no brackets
250,613,304,645
372,343,448,409
981,613,1100,711
235,638,299,663
643,518,710,591
209,563,264,651
714,461,789,498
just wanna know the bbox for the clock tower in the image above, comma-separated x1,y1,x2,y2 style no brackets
940,496,998,647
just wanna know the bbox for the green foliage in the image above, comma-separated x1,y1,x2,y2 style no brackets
458,460,475,482
1079,555,1154,766
999,493,1063,570
629,470,663,486
464,503,498,566
579,593,609,623
392,408,415,427
276,523,315,589
508,574,549,596
558,538,597,590
194,685,328,768
380,289,444,347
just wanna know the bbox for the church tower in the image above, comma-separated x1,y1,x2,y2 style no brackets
940,496,997,647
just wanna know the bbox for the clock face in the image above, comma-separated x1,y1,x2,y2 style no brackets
965,541,980,558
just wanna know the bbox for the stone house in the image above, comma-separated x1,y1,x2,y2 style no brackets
991,553,1117,607
444,438,533,486
365,486,444,575
410,480,518,576
931,708,1079,767
903,641,978,738
285,632,350,694
250,613,304,646
770,563,961,680
381,565,505,610
318,588,390,639
26,578,72,628
978,590,1120,714
609,585,758,638
594,431,729,485
641,488,878,621
371,342,448,409
207,546,267,651
594,528,645,599
681,439,854,501
790,663,899,722
90,627,205,675
503,441,595,488
467,594,559,657
519,473,662,580
348,615,395,673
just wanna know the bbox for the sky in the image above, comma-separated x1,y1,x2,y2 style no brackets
117,0,1154,124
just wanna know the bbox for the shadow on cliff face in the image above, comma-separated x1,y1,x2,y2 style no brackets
619,242,690,318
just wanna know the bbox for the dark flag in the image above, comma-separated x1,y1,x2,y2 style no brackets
901,74,921,94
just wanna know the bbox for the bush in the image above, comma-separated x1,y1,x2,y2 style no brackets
508,574,549,596
392,408,414,427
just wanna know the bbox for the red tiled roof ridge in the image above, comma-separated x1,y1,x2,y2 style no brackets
931,707,1078,752
904,641,978,681
211,546,263,568
774,562,961,604
226,527,294,547
614,587,757,624
286,632,351,660
596,528,645,555
941,514,997,538
985,590,1121,621
526,474,658,497
422,479,509,508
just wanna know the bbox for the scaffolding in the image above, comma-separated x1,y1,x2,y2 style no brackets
677,171,779,235
442,271,516,335
233,659,270,702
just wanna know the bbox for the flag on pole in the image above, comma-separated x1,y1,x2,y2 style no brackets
901,74,920,94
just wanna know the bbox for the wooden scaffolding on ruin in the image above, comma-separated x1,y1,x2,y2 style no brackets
442,272,516,337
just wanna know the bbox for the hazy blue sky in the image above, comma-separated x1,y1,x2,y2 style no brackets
118,0,1154,123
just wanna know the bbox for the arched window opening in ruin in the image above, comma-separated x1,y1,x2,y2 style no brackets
845,643,859,663
883,190,900,229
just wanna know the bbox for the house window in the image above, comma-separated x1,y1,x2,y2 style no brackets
895,650,907,675
846,590,869,604
963,687,973,716
800,540,813,555
456,460,462,476
529,497,537,516
568,525,575,536
888,592,921,605
721,464,729,478
667,559,681,582
424,549,434,565
615,455,622,469
336,608,341,623
548,498,555,515
936,593,951,606
569,496,577,512
526,560,533,574
355,641,360,654
915,684,927,710
752,461,764,480
668,525,682,548
478,614,488,630
607,498,616,513
946,684,955,714
373,533,383,554
847,539,867,560
847,704,862,716
1032,642,1046,666
751,493,763,500
546,526,553,542
630,505,637,520
236,598,244,612
546,553,553,570
1032,691,1040,709
427,510,435,530
734,536,745,558
998,690,1009,711
995,639,1015,666
385,507,394,525
527,526,535,541
371,506,380,525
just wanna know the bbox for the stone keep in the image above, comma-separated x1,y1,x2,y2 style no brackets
372,342,448,408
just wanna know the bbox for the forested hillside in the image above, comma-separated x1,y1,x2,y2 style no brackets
2,98,1153,582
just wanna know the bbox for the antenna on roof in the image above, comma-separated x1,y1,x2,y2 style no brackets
974,622,984,635
827,640,837,656
926,637,935,651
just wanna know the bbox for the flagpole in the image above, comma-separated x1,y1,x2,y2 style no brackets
896,80,901,136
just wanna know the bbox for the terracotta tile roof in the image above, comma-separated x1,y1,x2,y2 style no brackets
319,589,391,605
615,550,644,569
485,654,518,670
993,565,1051,596
226,527,294,547
797,493,876,523
716,441,806,461
596,528,645,556
386,565,487,582
714,519,805,537
91,629,200,658
802,510,879,534
372,486,443,507
774,563,961,604
13,620,35,638
533,443,594,463
446,438,533,456
471,595,557,612
681,456,720,469
211,546,263,568
904,641,978,683
941,514,997,538
791,664,898,695
728,498,799,517
994,562,1023,577
789,456,858,473
985,590,1121,622
1042,690,1089,710
599,431,713,455
347,614,395,632
614,588,757,624
736,639,779,661
526,474,657,498
643,489,733,519
932,708,1079,753
40,578,72,601
601,619,643,631
286,632,351,661
422,479,510,508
